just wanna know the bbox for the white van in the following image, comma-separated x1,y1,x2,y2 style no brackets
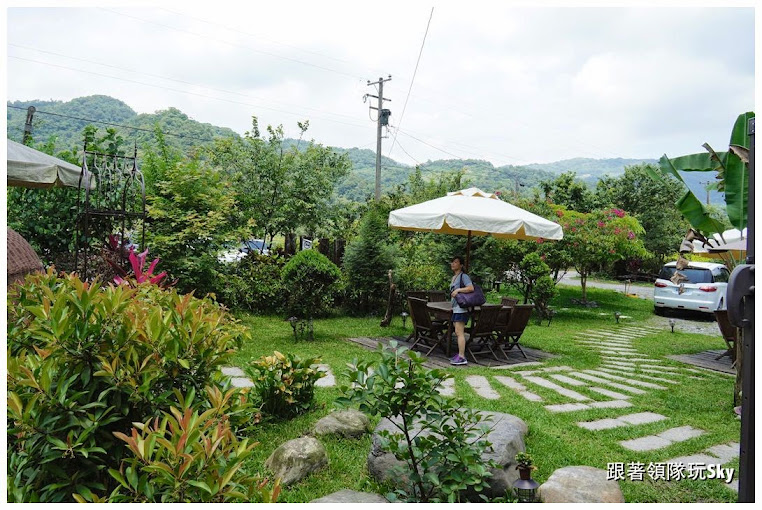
653,261,729,315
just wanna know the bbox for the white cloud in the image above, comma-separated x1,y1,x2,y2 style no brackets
4,1,755,166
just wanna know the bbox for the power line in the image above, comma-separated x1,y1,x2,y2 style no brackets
394,128,466,160
9,43,364,125
9,55,369,130
7,104,216,143
387,7,434,159
98,7,363,81
156,6,385,78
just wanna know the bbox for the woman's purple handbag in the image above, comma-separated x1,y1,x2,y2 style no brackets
455,273,486,308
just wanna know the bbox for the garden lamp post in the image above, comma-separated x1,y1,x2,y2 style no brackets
513,478,539,503
615,311,621,323
669,318,676,333
400,311,409,328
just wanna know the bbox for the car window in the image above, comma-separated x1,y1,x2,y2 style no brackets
713,268,730,283
658,266,713,284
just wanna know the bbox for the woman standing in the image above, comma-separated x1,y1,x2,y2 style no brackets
449,256,474,365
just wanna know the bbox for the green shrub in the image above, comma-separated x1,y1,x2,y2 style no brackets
244,351,325,420
530,274,558,321
103,387,280,503
7,269,250,502
218,253,287,313
343,205,397,314
337,342,497,503
282,249,342,325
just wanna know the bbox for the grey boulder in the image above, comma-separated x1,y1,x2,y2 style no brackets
265,437,328,486
310,489,389,503
538,466,625,503
367,410,528,500
313,409,371,438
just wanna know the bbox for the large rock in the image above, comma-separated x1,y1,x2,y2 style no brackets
367,411,528,500
538,466,624,503
310,489,389,503
313,410,371,438
265,437,328,486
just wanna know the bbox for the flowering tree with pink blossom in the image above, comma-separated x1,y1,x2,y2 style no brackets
555,207,647,303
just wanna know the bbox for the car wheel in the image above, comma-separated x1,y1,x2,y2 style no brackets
654,306,666,316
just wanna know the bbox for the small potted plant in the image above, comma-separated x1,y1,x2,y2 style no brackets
515,452,537,480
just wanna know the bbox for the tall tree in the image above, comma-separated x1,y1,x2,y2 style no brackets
208,117,351,246
594,164,689,263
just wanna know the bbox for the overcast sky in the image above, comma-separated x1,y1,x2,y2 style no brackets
4,0,756,166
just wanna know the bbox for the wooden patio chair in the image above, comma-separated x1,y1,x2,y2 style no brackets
428,290,448,303
406,290,429,301
500,296,519,307
494,304,534,359
464,304,503,363
407,297,447,356
714,309,738,363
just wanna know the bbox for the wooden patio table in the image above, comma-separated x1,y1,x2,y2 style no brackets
426,301,511,358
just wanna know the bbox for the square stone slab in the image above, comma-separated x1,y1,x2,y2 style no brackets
578,418,624,431
545,403,590,413
658,426,705,442
231,377,254,388
588,387,631,400
619,412,667,425
589,400,632,409
620,435,673,451
221,366,245,377
707,443,740,463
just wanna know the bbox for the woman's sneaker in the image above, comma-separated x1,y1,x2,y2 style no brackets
450,354,468,366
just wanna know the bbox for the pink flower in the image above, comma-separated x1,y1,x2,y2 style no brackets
540,254,546,261
576,219,584,225
597,221,605,228
614,227,622,235
537,238,545,244
571,227,577,232
610,208,625,218
627,231,635,239
556,210,564,217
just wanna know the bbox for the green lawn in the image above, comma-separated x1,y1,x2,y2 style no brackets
231,286,739,503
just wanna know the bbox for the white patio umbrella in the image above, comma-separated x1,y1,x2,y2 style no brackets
388,187,564,270
7,139,90,189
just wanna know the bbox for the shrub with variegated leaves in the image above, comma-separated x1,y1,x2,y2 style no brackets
244,351,325,420
7,269,254,502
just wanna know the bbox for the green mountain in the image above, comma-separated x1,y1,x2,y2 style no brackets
8,94,678,200
7,95,237,154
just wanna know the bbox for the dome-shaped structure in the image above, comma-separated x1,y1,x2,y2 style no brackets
7,228,43,286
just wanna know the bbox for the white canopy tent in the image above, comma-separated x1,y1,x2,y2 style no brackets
388,187,564,270
7,139,89,189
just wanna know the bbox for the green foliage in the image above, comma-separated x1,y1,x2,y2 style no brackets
7,269,248,502
538,172,595,212
506,252,553,304
594,164,690,261
337,342,497,503
217,253,287,313
282,249,342,322
145,156,244,295
555,206,648,301
649,112,754,235
244,351,325,420
343,205,398,314
514,452,537,470
531,275,558,319
207,117,351,244
104,387,280,503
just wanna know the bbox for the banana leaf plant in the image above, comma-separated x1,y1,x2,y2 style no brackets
647,111,754,240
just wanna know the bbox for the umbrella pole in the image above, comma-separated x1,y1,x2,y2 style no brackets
466,230,472,273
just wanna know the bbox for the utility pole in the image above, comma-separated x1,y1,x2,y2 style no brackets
22,106,36,145
365,76,392,201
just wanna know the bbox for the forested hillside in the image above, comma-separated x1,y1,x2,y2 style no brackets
9,94,719,202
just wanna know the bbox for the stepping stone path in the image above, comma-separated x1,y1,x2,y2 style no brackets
220,364,337,388
620,425,705,451
430,324,735,496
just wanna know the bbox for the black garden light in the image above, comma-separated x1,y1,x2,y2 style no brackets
400,311,409,328
669,318,676,333
513,477,539,503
